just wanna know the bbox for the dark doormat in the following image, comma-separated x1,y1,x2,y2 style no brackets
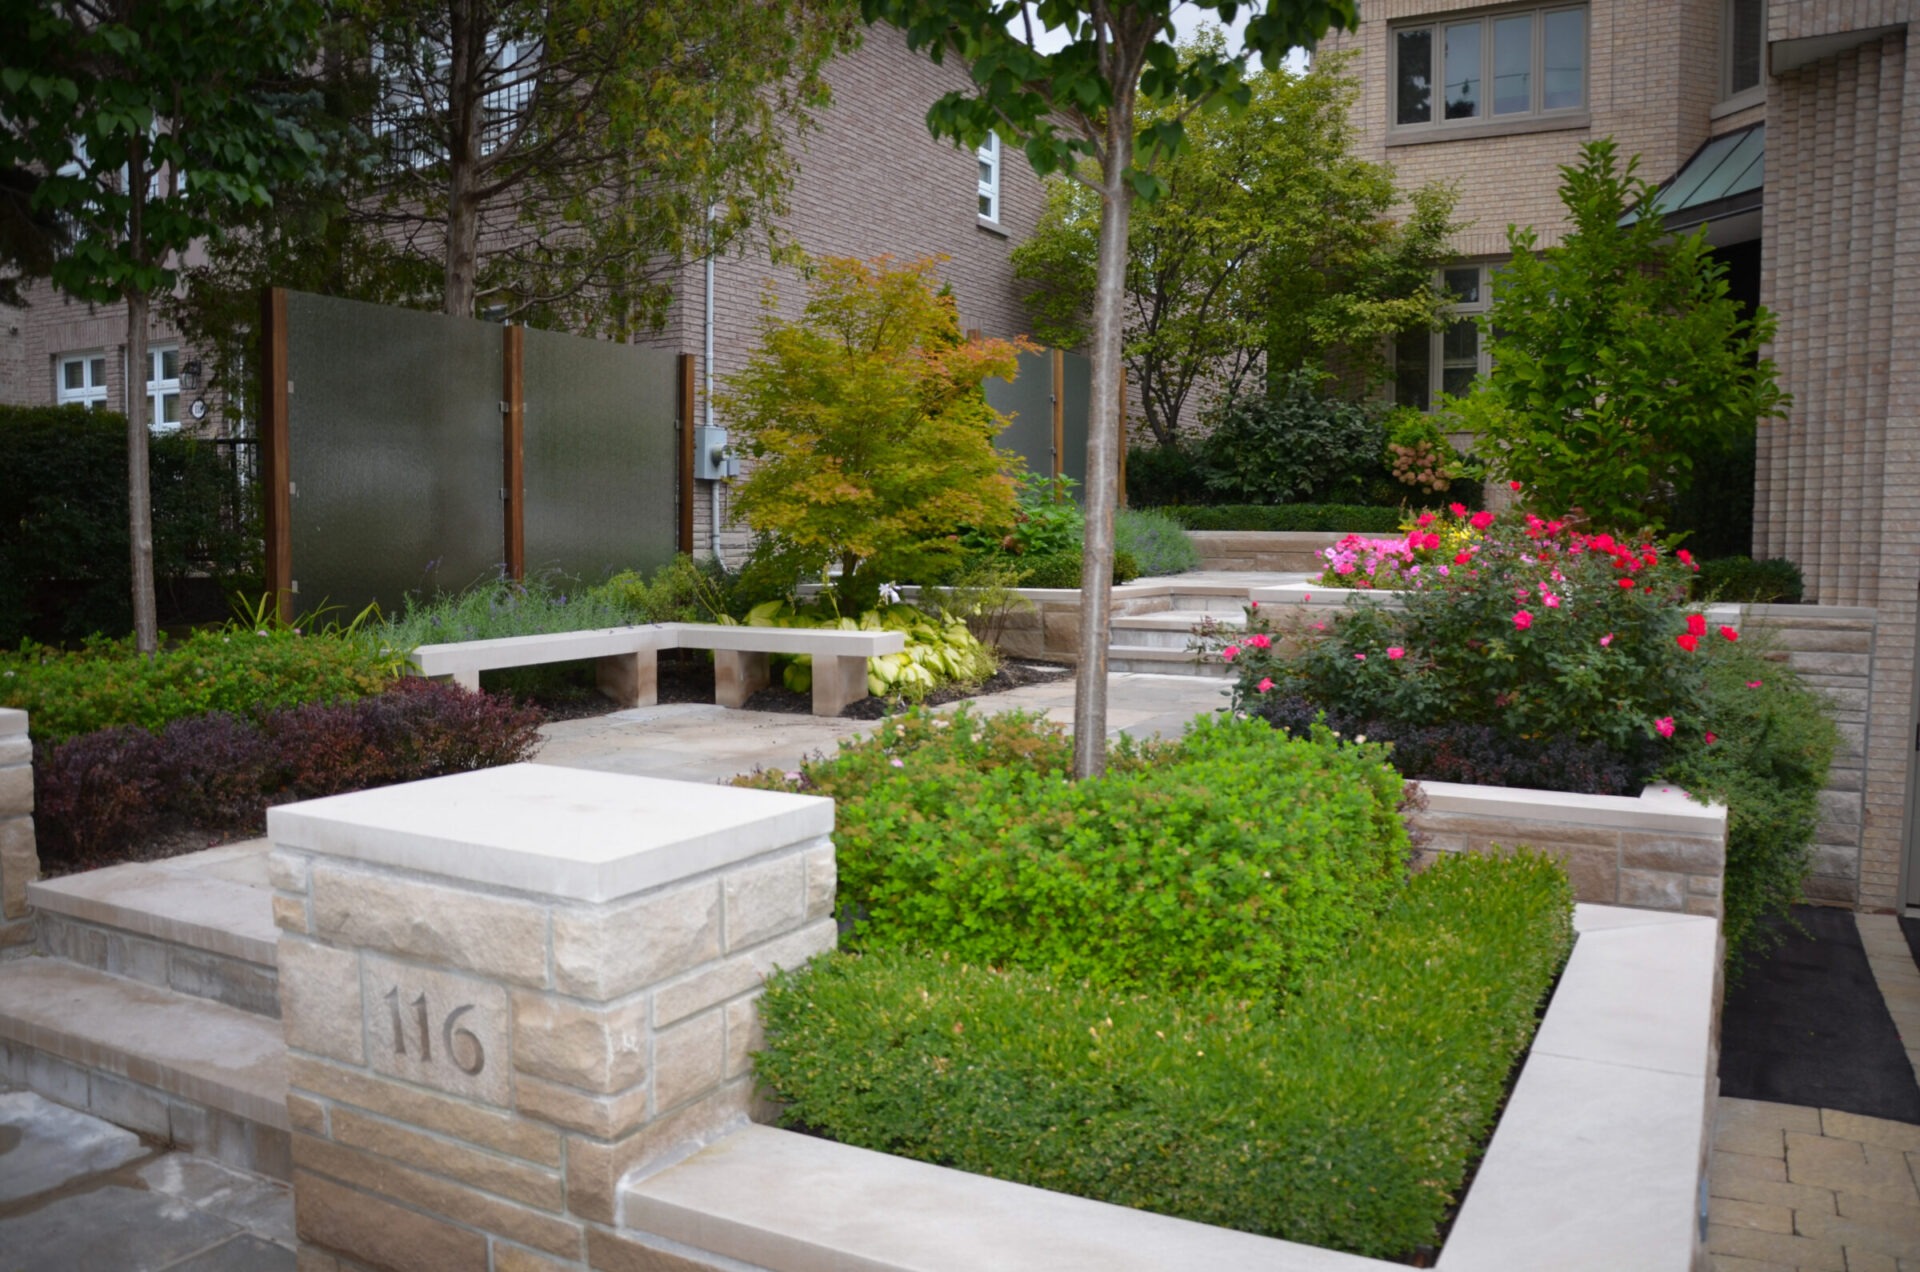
1718,904,1920,1123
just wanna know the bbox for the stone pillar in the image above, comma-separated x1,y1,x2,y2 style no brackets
0,708,37,956
268,762,836,1271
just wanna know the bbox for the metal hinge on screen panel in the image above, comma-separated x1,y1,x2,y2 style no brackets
288,481,297,498
500,400,510,414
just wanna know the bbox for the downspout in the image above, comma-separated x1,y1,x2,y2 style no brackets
705,245,721,564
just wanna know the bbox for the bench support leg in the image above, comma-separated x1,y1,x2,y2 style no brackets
440,671,481,694
595,650,658,709
811,654,869,717
713,650,769,708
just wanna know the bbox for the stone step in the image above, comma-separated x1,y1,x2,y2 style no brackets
1160,593,1252,616
0,957,290,1178
1106,647,1233,678
28,842,280,1018
1109,611,1243,651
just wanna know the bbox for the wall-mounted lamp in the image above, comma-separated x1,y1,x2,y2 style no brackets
181,359,203,390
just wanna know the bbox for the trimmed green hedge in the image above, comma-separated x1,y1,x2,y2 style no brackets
0,403,259,645
1161,504,1408,533
758,850,1575,1258
740,710,1410,1001
1,630,396,746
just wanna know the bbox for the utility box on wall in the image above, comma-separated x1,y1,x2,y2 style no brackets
693,426,737,480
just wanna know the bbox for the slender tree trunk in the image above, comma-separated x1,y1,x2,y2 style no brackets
442,0,481,316
1071,106,1135,779
125,136,159,655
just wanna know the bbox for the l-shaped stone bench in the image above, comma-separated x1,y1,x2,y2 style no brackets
409,623,906,716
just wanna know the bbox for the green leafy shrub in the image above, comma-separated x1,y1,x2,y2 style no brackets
2,629,395,746
1124,442,1209,506
736,599,996,701
741,710,1410,1000
1695,556,1804,604
33,678,541,869
591,554,732,623
1660,635,1838,960
1113,507,1199,576
1017,547,1141,589
1160,504,1409,532
1228,507,1706,756
1199,370,1385,505
757,850,1574,1257
0,403,260,645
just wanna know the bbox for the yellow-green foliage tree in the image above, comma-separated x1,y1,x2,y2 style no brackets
720,256,1026,596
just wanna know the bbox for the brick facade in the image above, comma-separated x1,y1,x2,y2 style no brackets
1330,0,1920,912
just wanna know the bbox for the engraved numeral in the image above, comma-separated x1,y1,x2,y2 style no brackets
384,985,484,1075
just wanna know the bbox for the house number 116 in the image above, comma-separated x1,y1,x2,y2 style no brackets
384,987,486,1075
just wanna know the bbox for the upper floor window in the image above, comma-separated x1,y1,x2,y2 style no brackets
374,30,539,169
57,353,108,409
1394,6,1587,132
1395,265,1495,411
977,132,1001,222
148,344,182,431
1724,0,1765,99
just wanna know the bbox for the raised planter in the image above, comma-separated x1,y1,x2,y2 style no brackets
1186,529,1352,573
612,903,1720,1272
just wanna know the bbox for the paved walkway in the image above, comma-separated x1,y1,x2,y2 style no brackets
533,669,1229,785
0,1085,294,1271
1709,913,1920,1270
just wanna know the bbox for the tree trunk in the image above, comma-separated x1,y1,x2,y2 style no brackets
125,136,159,656
1071,108,1136,779
442,0,481,316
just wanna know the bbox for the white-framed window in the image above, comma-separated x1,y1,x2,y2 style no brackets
1395,265,1495,411
1723,0,1765,99
373,32,539,169
977,131,1001,222
147,344,181,431
1392,6,1587,133
56,352,108,409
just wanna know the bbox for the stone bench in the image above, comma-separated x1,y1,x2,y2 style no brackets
409,622,906,717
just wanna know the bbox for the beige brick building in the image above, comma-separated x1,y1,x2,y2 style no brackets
0,24,1044,526
1329,0,1920,913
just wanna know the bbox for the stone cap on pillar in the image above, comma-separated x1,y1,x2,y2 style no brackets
267,763,833,904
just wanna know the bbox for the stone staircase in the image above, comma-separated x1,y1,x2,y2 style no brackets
1106,588,1248,677
0,841,290,1178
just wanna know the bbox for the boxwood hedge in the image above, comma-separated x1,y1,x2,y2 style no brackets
757,849,1575,1258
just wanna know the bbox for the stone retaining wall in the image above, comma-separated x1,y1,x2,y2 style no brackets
1739,605,1875,907
270,763,836,1271
0,709,36,957
1409,782,1728,919
1185,530,1346,573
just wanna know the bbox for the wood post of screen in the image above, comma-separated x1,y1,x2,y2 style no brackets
678,354,696,555
1052,349,1067,488
259,287,293,625
501,325,526,581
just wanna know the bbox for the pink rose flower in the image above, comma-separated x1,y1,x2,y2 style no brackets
1655,717,1676,739
1509,480,1523,491
1449,502,1468,518
1746,680,1762,689
1470,510,1495,531
1248,633,1272,650
1256,677,1274,694
1512,610,1534,630
1354,653,1367,661
1387,647,1405,660
1600,633,1614,646
1705,732,1718,744
1221,646,1239,662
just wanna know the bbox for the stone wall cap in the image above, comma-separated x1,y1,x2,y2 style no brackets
268,764,833,903
0,709,24,737
1418,780,1727,832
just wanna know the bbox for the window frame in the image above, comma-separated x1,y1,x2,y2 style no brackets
1389,4,1590,140
1720,0,1766,107
977,131,1001,225
1395,264,1497,412
147,343,182,432
56,352,109,410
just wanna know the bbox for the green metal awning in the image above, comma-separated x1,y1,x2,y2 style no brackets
1621,123,1764,230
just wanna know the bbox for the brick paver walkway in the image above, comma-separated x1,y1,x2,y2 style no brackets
1708,914,1920,1271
